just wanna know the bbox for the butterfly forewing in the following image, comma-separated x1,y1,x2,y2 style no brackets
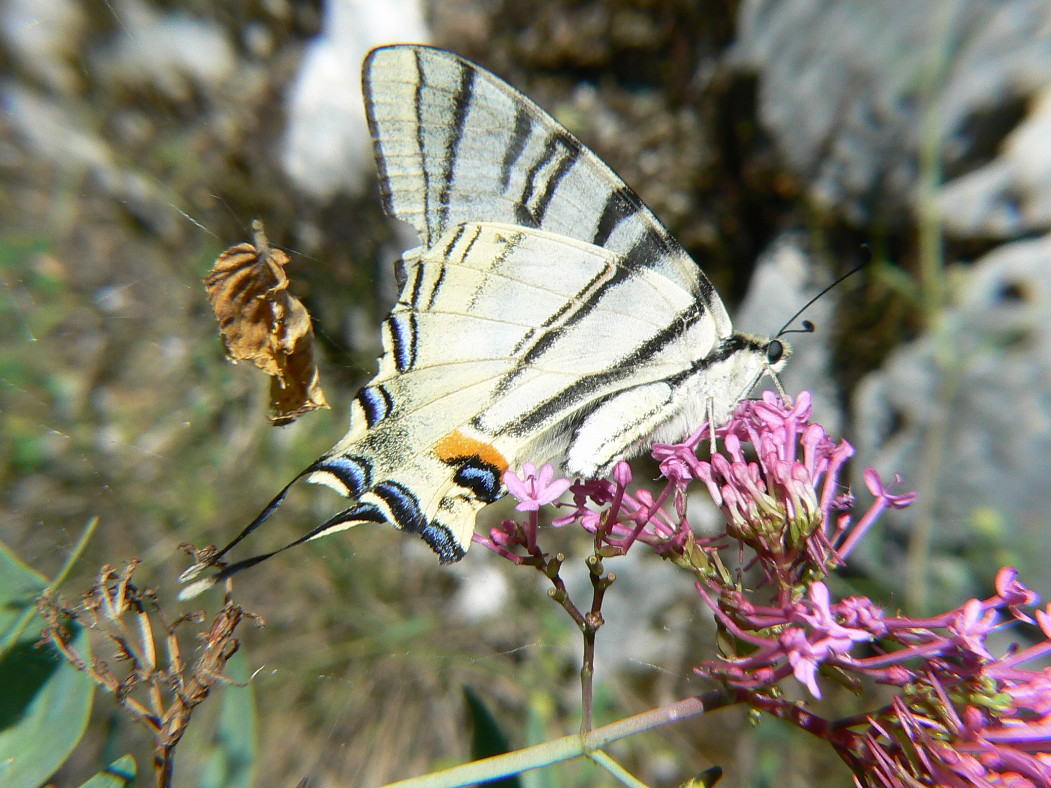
362,45,731,335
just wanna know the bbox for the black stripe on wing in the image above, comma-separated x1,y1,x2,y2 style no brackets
507,231,680,374
496,300,711,436
593,186,642,247
500,108,532,190
412,50,432,240
437,58,476,233
519,133,582,228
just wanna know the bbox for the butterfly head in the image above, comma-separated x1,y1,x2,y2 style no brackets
765,338,787,367
728,331,791,376
760,335,792,400
657,331,792,440
752,334,790,395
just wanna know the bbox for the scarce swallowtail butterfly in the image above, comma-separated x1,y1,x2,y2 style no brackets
179,44,790,598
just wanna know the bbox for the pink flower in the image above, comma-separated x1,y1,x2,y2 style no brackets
795,583,872,654
863,467,915,505
838,596,887,633
502,463,571,512
948,599,998,660
781,627,826,698
996,567,1040,623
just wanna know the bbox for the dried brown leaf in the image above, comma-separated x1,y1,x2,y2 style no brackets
204,220,328,423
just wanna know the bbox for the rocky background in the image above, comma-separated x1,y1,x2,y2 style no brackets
3,0,1050,785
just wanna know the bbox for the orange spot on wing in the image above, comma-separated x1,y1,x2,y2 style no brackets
435,430,509,472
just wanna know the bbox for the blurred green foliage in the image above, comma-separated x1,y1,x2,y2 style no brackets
0,540,94,788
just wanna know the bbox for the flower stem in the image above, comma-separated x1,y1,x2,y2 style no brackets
580,555,613,734
587,748,650,787
378,690,732,788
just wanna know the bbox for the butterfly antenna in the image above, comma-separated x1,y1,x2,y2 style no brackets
775,257,869,338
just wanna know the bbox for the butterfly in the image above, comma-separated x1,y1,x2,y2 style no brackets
179,45,789,598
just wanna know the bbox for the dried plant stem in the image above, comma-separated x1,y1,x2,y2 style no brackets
38,562,261,788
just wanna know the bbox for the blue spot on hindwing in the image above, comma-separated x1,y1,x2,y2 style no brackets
356,386,393,426
344,501,385,525
373,480,426,533
421,521,467,564
454,459,503,503
316,455,372,496
370,478,470,563
387,315,416,372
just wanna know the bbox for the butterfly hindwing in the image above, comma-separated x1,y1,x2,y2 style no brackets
309,221,720,559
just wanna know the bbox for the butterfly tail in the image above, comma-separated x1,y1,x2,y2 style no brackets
177,501,387,600
178,467,313,585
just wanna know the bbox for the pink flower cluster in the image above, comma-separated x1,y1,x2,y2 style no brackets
846,568,1051,787
695,581,872,699
651,391,916,573
477,392,1051,785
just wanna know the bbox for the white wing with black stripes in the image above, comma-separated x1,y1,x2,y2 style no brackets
364,46,727,314
179,45,789,598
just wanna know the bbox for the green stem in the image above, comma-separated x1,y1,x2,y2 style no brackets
907,5,956,614
580,656,595,735
379,690,731,788
587,748,650,788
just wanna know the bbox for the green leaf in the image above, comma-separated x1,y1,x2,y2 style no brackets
0,539,94,788
76,755,136,787
197,649,256,788
0,538,47,652
464,686,521,788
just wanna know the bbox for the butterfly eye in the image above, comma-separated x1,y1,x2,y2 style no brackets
766,340,784,365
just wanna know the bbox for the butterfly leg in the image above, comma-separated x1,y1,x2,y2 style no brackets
705,396,717,456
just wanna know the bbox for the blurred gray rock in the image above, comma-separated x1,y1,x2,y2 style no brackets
1,0,86,94
281,0,430,201
1,0,244,240
93,0,237,100
940,85,1051,238
853,234,1051,595
3,83,181,238
734,0,1051,606
733,0,1051,233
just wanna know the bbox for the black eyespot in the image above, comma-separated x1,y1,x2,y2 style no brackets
997,281,1028,304
766,340,784,364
